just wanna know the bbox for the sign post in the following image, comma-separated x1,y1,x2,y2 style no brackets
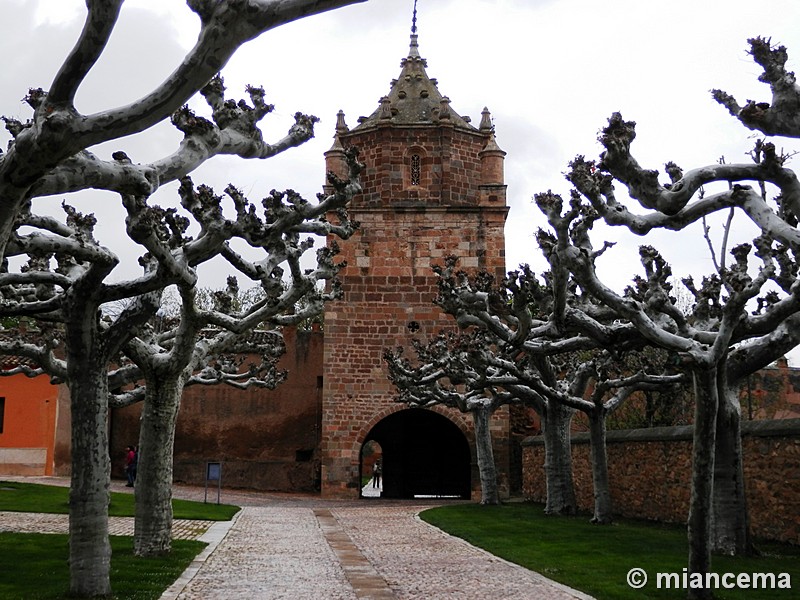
204,461,222,504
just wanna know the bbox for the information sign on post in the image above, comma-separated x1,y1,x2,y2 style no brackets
204,461,222,504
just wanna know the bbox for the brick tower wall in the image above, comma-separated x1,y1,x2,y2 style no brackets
350,126,492,208
321,121,509,498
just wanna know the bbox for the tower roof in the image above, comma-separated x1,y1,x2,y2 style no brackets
352,33,476,131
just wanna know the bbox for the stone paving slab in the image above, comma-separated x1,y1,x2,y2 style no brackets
173,507,357,600
0,511,213,540
315,508,395,599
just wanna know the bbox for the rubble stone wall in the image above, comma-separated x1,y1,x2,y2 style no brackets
522,419,800,544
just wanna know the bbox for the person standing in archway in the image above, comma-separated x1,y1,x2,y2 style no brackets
372,458,382,489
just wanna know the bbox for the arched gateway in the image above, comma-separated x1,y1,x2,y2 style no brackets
361,408,471,499
320,28,510,499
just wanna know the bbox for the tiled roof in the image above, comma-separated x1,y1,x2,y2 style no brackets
351,34,477,131
0,330,40,370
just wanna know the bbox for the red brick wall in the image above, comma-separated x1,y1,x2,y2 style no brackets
110,327,325,492
522,419,800,544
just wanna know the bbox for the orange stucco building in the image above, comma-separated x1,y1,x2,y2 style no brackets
0,364,69,476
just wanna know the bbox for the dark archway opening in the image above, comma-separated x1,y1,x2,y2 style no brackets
360,408,471,499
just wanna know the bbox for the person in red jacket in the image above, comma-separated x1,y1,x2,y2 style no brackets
124,446,137,487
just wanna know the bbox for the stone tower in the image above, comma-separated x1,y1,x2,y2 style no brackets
321,29,509,499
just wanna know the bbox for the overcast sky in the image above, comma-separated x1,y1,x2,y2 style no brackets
3,0,800,357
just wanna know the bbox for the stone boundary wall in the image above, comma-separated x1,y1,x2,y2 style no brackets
521,419,800,544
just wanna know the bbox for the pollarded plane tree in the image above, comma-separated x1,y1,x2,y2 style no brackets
0,2,364,595
76,280,290,556
384,328,683,520
113,292,282,556
476,342,684,525
428,259,582,514
535,37,800,599
0,0,364,256
0,157,359,587
417,259,683,522
109,293,289,556
105,163,358,557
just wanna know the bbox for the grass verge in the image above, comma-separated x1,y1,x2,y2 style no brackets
0,480,239,520
0,481,234,598
420,503,800,600
0,532,205,599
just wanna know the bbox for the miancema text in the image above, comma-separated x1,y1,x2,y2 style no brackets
658,570,791,590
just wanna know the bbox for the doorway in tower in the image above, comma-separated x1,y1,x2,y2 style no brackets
359,408,471,499
360,439,383,497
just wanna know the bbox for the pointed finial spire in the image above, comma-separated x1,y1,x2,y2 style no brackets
409,0,420,58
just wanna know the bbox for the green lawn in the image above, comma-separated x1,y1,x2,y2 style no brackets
420,503,800,600
0,532,205,600
0,480,240,599
0,480,239,520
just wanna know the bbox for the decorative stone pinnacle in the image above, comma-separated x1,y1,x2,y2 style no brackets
335,109,349,134
479,107,493,131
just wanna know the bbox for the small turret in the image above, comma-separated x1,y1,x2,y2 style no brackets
478,108,506,203
324,110,349,188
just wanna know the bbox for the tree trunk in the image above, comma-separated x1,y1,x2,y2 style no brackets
134,372,184,556
712,382,753,556
67,341,112,597
472,406,500,505
542,401,576,515
687,367,719,600
587,408,613,524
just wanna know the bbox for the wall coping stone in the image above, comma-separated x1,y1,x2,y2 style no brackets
521,418,800,446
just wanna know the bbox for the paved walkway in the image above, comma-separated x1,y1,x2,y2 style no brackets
1,476,593,599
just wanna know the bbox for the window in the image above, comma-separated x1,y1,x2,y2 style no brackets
405,148,426,190
410,154,421,186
